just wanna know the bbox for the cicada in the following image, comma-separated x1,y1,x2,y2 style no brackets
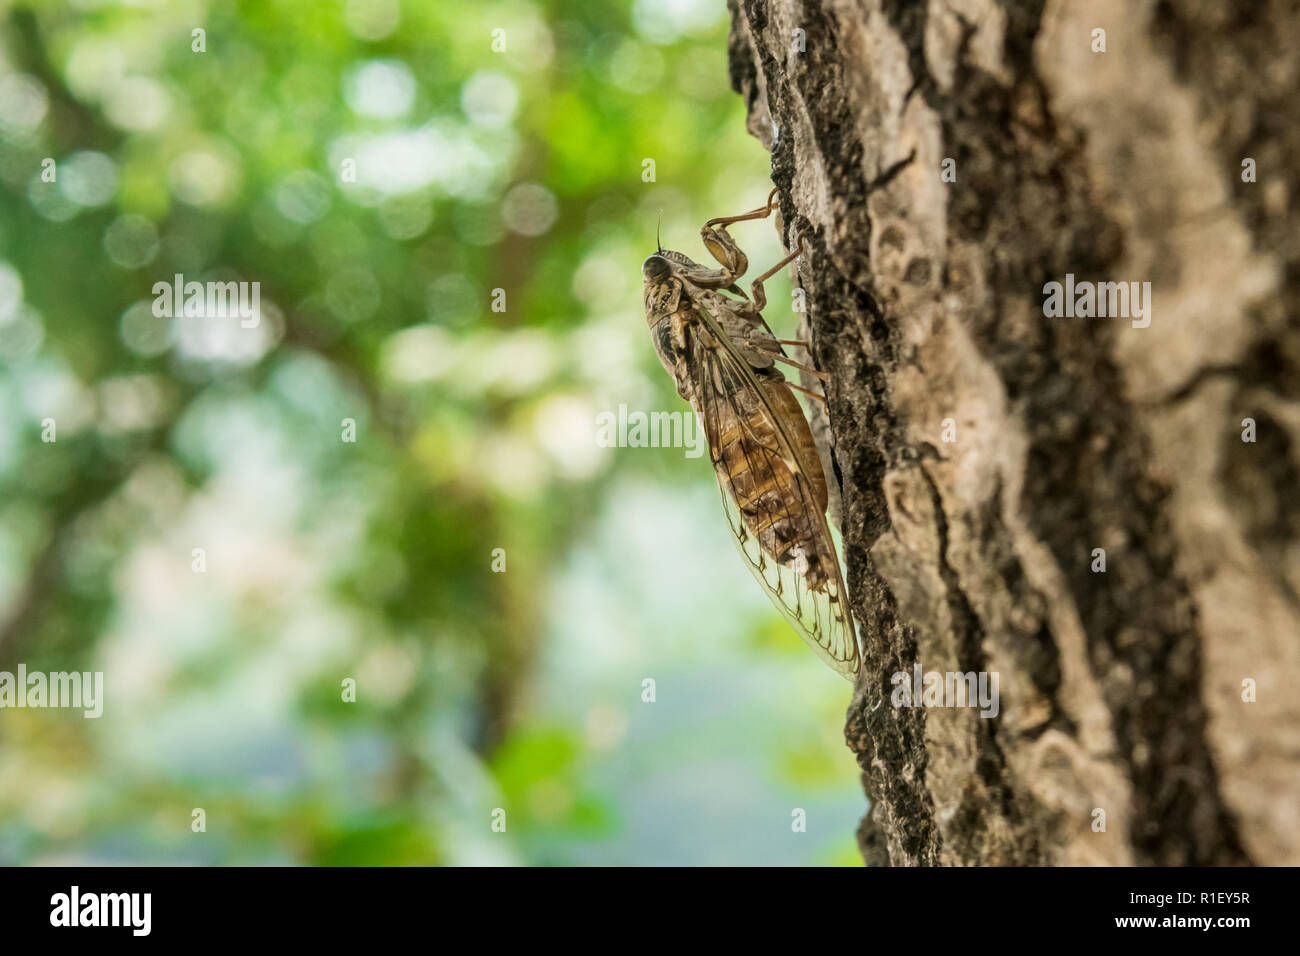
642,190,859,679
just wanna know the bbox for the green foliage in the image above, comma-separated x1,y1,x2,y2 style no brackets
0,0,862,866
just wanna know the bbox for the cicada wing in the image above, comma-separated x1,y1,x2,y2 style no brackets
688,327,859,680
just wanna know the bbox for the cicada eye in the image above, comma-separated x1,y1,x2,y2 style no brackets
642,255,672,280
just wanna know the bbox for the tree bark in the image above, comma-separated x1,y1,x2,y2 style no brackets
726,0,1300,866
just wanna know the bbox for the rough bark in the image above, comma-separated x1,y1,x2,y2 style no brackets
726,0,1300,866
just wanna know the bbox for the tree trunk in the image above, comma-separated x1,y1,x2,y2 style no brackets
726,0,1300,866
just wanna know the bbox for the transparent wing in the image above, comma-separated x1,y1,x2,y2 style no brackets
687,322,859,679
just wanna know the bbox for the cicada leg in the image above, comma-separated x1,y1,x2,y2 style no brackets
742,238,803,313
699,188,780,286
702,187,779,231
746,338,829,380
788,381,828,409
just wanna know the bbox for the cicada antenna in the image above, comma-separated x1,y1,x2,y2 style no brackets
656,210,663,254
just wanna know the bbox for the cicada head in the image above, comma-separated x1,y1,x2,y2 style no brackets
641,253,673,280
642,252,685,321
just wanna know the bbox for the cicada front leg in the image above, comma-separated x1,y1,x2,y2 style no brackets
701,191,805,314
699,193,826,395
698,187,779,287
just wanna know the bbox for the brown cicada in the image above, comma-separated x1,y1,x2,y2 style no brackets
642,190,859,679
